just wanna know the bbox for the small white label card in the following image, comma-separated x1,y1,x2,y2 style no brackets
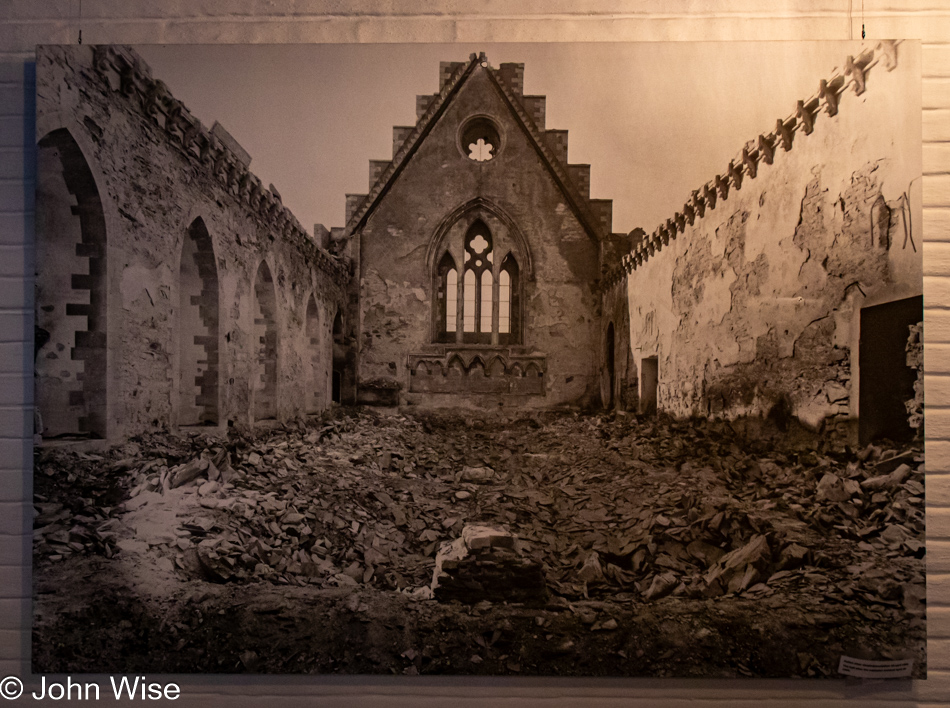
838,655,914,679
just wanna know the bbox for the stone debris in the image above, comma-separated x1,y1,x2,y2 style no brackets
861,463,912,491
905,322,924,432
704,534,771,595
431,525,546,604
458,466,495,484
576,551,605,585
33,409,924,621
816,472,851,502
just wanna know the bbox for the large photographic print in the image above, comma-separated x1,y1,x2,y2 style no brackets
32,42,925,677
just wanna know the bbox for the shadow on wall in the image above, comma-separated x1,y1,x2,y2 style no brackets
179,217,219,427
35,128,109,439
859,295,923,446
640,356,658,415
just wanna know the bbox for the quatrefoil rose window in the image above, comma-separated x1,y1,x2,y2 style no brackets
460,117,502,162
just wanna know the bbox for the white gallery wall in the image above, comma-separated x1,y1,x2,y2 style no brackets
1,2,949,705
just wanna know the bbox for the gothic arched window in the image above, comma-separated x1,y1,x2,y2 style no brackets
499,254,520,346
436,252,457,344
436,220,521,345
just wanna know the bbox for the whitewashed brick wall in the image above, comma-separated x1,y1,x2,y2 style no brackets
1,2,948,705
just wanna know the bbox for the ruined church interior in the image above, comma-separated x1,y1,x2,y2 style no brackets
32,42,926,677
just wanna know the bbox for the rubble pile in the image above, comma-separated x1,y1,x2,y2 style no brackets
34,409,925,620
431,525,546,604
906,321,924,431
33,441,158,562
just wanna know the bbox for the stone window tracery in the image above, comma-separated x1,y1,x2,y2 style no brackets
459,117,501,162
436,252,457,344
499,255,519,344
436,220,520,345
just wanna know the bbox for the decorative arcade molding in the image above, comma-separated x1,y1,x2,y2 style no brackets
408,349,546,395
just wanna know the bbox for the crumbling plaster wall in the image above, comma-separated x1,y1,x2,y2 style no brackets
35,46,347,438
625,45,922,438
354,65,602,409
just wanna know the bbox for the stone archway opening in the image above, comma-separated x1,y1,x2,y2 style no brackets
179,218,219,426
35,129,108,438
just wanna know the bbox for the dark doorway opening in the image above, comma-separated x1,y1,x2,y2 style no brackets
859,295,923,445
179,218,219,426
36,129,108,438
641,356,658,415
332,371,342,404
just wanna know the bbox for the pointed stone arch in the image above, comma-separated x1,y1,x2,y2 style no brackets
178,217,219,426
468,355,488,377
426,197,533,280
446,353,466,379
35,128,109,438
428,198,531,345
499,254,521,346
436,251,459,344
487,356,507,378
252,260,278,421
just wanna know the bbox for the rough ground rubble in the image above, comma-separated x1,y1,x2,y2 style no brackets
33,408,925,677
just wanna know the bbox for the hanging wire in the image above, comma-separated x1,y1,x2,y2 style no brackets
78,0,83,44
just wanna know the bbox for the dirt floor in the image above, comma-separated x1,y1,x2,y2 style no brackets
32,408,926,677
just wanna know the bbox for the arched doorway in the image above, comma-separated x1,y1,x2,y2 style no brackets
179,218,219,426
35,129,108,438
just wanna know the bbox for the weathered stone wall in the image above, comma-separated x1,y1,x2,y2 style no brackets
35,46,348,439
349,59,607,409
611,42,922,440
600,278,636,411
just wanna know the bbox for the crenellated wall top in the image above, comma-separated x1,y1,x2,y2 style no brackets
78,45,351,284
602,39,902,290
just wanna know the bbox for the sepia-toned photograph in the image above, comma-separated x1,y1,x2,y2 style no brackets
32,41,925,678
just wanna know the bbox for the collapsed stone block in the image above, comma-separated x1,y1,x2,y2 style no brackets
431,525,546,604
703,534,771,595
458,466,495,484
816,472,851,502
